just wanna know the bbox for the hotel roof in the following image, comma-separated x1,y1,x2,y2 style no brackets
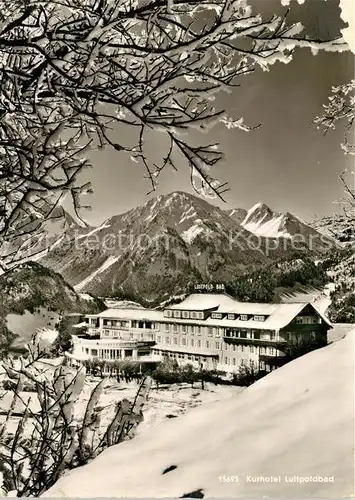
92,294,332,331
97,308,164,321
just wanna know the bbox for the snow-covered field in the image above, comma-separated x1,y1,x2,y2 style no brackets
44,331,354,498
0,370,241,447
6,308,59,350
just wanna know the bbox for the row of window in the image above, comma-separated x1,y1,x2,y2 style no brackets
164,309,267,322
157,335,221,349
295,316,321,325
102,330,154,341
225,329,276,340
164,310,205,319
163,323,224,336
102,319,158,329
156,335,280,356
152,349,210,362
224,343,278,356
103,319,130,328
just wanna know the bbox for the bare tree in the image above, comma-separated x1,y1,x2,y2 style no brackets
315,79,355,156
315,80,355,238
0,338,151,496
0,0,347,269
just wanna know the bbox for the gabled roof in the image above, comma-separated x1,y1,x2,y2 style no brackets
97,308,163,321
168,293,237,311
84,294,332,331
167,293,293,317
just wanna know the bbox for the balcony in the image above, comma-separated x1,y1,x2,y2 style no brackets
224,336,286,347
77,338,156,350
259,354,287,367
102,324,130,330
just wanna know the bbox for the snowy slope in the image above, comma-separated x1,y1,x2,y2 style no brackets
44,332,354,498
41,192,332,302
240,202,322,240
74,256,121,291
242,203,291,238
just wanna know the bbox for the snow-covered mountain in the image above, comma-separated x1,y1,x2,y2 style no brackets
40,192,334,303
44,332,354,498
238,202,323,240
0,262,105,353
313,210,355,244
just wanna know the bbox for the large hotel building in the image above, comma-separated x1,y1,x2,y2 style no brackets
68,293,332,373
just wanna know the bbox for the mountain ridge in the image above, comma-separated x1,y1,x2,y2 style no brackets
38,191,334,303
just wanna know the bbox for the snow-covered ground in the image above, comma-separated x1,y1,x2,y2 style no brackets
74,256,120,291
44,330,354,498
6,308,60,349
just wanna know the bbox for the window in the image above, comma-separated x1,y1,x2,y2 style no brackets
213,327,217,336
157,336,161,343
215,341,220,349
225,357,229,365
197,340,201,347
253,331,260,340
173,310,181,318
197,312,204,319
164,323,170,332
191,339,195,347
212,313,223,319
191,311,197,319
182,311,189,319
233,358,236,366
233,344,236,351
227,313,235,320
254,315,265,322
206,340,210,348
260,361,265,370
166,337,170,344
270,331,276,340
240,314,248,321
208,327,213,337
217,328,223,337
182,325,187,333
260,346,266,354
164,310,172,318
189,325,194,333
174,337,178,345
240,330,247,339
173,324,178,332
241,345,244,352
194,325,201,335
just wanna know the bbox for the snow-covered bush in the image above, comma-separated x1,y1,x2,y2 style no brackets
0,340,151,496
231,359,264,386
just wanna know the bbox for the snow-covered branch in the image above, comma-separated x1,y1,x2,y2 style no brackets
0,0,347,268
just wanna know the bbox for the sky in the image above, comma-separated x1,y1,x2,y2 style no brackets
77,0,354,226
